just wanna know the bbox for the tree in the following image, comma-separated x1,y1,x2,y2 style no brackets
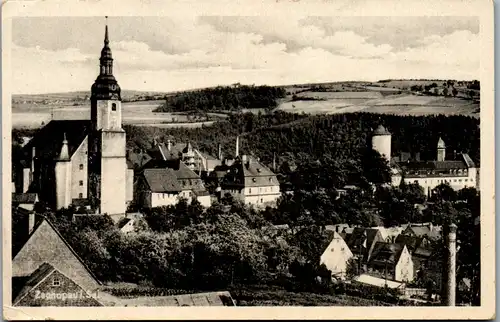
430,183,457,202
362,149,391,185
400,182,426,204
452,87,458,97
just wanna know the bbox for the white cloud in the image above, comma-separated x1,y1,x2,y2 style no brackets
10,19,480,94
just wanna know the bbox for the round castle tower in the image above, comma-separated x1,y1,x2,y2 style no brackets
372,125,392,162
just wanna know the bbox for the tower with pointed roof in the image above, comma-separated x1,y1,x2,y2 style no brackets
437,137,446,162
371,125,392,162
88,18,127,214
55,133,71,209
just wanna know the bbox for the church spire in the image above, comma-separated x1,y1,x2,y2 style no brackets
91,16,121,101
104,16,109,45
58,133,70,161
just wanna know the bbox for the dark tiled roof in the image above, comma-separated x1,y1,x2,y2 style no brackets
347,228,382,253
12,193,38,204
369,242,404,266
13,218,101,285
403,224,441,240
127,150,152,169
142,160,207,192
117,217,133,229
398,160,467,171
13,262,56,305
222,157,279,188
394,234,426,252
373,125,390,136
22,120,91,161
149,142,186,161
142,169,182,193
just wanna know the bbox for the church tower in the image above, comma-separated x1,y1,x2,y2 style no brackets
437,137,446,162
88,18,127,215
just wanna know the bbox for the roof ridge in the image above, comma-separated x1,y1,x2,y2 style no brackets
15,217,102,285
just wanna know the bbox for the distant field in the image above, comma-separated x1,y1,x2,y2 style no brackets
278,93,479,117
295,91,383,99
11,100,220,129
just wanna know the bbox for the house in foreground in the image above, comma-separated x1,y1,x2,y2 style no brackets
320,231,353,280
12,218,101,305
367,242,414,282
13,262,103,307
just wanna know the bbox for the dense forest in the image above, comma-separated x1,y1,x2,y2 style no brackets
154,85,287,112
125,112,481,169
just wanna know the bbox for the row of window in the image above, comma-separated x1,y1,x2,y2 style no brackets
248,186,277,194
411,169,468,176
412,177,473,185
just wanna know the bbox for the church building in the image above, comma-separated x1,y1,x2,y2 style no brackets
14,22,133,215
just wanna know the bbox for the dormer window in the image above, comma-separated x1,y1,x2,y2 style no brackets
112,103,117,111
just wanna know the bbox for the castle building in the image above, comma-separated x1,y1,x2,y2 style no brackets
219,137,281,207
371,126,477,194
13,22,133,214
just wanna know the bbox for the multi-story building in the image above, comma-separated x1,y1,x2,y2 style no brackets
136,159,212,208
371,125,478,195
220,154,281,207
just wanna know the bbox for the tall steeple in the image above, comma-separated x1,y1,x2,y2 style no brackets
91,16,121,101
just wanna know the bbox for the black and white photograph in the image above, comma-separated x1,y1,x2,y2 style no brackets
2,0,494,319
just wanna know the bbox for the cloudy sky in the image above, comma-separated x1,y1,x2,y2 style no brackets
12,16,479,94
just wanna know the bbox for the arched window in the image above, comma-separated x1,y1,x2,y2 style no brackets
112,103,117,111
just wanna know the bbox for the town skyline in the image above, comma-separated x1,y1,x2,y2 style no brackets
12,16,479,95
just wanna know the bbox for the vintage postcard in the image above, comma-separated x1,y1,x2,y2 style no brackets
2,0,495,320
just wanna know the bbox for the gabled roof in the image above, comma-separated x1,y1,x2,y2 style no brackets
21,120,91,162
403,224,441,240
117,217,133,229
142,168,182,193
13,262,57,305
347,227,383,253
127,150,152,169
12,193,38,204
13,262,103,307
222,157,279,188
368,242,405,266
395,234,427,252
13,217,101,288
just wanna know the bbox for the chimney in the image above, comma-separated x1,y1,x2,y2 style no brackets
235,136,239,158
242,154,247,164
167,139,172,151
31,146,36,173
218,144,222,160
273,152,276,171
442,223,457,306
